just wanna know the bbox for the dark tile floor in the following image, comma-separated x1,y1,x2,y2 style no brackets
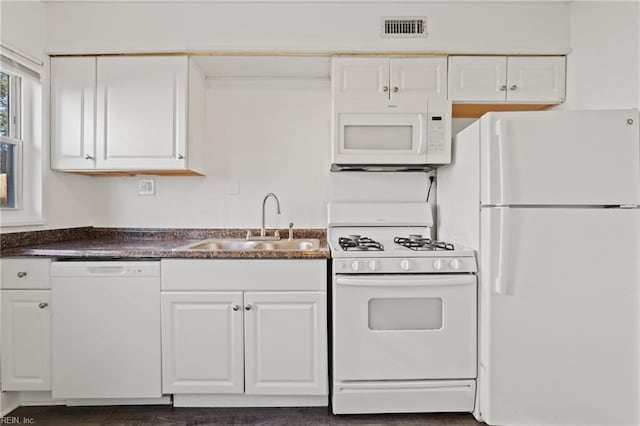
7,405,484,425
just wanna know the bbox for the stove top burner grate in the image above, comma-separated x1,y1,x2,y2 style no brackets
394,235,455,251
339,235,384,251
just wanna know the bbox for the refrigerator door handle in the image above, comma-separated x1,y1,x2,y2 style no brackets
494,207,511,295
495,119,511,205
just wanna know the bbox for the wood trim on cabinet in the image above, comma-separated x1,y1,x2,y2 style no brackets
49,52,569,58
69,170,205,177
452,103,555,119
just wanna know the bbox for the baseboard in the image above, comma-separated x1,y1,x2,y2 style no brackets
173,394,328,407
0,392,20,417
65,396,171,406
17,391,65,407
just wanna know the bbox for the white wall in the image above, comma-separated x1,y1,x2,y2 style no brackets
90,77,429,228
1,1,44,61
0,1,95,233
43,1,570,54
17,1,624,231
562,1,639,110
38,1,572,230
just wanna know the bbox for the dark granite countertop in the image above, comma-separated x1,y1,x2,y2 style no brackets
0,227,330,260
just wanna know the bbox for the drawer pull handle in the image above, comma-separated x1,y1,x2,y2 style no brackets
17,271,28,278
39,302,48,309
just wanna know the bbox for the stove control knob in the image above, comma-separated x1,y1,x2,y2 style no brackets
400,259,411,271
368,260,379,271
433,259,443,271
351,260,361,272
450,259,461,270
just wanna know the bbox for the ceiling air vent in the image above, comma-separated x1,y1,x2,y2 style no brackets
382,17,428,38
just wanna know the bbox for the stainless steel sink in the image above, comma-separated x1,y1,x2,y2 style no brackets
175,238,320,251
253,240,318,250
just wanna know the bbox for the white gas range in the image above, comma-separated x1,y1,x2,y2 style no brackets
328,202,478,415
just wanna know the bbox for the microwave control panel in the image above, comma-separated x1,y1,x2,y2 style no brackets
426,110,452,164
428,115,446,152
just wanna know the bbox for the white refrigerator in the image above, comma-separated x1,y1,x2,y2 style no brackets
438,109,640,426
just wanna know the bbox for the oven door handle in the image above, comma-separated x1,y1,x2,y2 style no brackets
336,276,474,287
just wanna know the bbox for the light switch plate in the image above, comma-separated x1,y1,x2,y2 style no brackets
138,178,155,196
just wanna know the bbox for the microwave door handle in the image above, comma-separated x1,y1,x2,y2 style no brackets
417,115,426,154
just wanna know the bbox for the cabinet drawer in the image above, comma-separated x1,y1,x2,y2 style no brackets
1,259,51,289
161,259,326,291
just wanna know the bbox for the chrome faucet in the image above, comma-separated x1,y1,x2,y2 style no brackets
261,193,281,237
246,193,282,240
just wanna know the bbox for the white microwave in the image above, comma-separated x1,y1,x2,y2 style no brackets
331,109,451,171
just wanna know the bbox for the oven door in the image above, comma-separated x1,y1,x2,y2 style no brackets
333,274,476,381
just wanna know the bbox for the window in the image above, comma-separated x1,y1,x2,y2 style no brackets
0,70,22,209
0,50,43,227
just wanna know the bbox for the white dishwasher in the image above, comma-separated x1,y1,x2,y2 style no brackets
51,261,161,399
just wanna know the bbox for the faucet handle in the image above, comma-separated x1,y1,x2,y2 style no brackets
288,222,294,241
246,230,251,240
274,230,280,239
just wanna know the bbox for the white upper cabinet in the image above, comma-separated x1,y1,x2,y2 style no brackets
448,56,507,102
389,58,447,109
448,56,565,103
96,56,187,170
333,57,389,111
51,57,96,170
505,56,566,103
332,57,447,112
50,56,205,174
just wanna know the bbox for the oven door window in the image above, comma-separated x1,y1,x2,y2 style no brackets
368,297,442,330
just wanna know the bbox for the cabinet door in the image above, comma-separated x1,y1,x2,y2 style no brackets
161,292,244,394
448,56,507,102
390,57,447,110
332,57,390,111
244,291,327,395
1,290,50,391
506,56,566,103
51,57,96,170
96,56,187,170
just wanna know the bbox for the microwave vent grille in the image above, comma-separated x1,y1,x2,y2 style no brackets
382,17,428,38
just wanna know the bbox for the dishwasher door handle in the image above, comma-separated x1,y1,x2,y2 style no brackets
86,266,127,275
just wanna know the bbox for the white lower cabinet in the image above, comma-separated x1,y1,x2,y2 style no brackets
0,290,51,391
160,259,328,405
161,292,245,394
244,291,326,395
0,259,52,392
